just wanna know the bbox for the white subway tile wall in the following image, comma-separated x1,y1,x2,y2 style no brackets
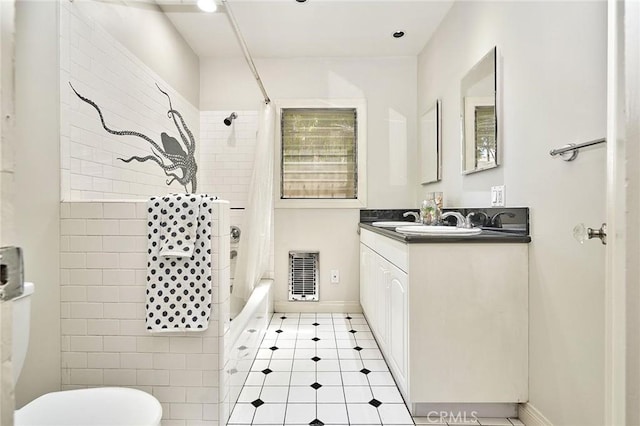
60,2,200,200
199,111,260,276
60,201,230,425
199,111,258,211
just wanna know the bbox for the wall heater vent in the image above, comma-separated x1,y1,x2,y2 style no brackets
289,251,319,301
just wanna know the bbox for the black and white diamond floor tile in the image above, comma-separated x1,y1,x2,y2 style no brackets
228,312,521,426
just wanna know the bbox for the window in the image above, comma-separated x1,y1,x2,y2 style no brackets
276,100,366,208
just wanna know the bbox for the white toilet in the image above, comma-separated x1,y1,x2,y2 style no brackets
12,282,163,426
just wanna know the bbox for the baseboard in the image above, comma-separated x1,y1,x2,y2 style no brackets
519,403,553,426
274,300,362,313
412,403,517,418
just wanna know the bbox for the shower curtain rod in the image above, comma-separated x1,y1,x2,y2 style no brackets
221,0,271,104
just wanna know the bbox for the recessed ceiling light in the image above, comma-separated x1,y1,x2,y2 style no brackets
197,0,217,13
296,0,307,3
392,31,405,39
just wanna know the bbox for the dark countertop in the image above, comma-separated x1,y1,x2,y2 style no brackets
359,223,531,244
359,207,531,244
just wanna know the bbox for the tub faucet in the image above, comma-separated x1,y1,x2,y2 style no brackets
403,211,420,223
441,211,466,228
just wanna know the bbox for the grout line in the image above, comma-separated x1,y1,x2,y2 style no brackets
314,312,319,422
333,312,350,426
357,313,384,426
283,312,299,425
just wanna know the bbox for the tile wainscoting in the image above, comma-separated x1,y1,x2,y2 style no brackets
59,200,230,426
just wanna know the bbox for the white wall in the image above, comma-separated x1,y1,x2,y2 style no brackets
70,1,199,107
199,110,258,209
417,2,607,425
14,0,61,407
61,1,200,200
201,56,417,311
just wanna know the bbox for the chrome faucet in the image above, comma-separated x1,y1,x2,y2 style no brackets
443,211,486,228
490,211,516,228
403,211,421,223
466,211,489,227
441,211,466,228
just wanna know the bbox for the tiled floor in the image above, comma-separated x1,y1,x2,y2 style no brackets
228,313,525,426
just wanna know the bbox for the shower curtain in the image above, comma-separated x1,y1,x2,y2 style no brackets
234,103,275,302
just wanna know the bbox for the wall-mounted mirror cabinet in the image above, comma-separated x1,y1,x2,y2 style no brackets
420,100,441,184
461,46,498,174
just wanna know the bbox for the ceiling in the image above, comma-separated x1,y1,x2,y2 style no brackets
157,0,454,58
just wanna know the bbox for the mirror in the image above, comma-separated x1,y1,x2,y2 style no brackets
420,100,441,184
461,47,498,174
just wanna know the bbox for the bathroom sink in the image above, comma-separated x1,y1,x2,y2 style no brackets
395,225,482,236
372,221,423,228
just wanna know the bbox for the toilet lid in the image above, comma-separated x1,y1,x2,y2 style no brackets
15,387,162,426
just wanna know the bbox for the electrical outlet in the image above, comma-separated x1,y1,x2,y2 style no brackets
491,185,505,207
330,269,340,284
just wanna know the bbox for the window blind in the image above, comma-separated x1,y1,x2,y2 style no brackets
281,108,358,199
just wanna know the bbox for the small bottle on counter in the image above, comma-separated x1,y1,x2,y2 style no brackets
421,192,443,225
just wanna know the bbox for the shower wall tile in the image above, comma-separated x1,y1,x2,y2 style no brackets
60,2,199,201
155,386,187,403
199,111,258,215
86,287,119,303
61,219,87,235
60,200,230,425
68,236,102,252
70,336,103,352
69,269,103,286
86,320,119,336
86,219,119,235
103,369,137,386
60,253,86,269
103,203,137,219
69,202,103,218
61,319,87,336
104,336,136,352
62,352,88,369
61,286,87,302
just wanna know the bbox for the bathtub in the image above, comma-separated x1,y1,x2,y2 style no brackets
220,279,273,424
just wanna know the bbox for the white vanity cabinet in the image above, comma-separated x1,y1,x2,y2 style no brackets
359,227,528,409
386,261,408,392
360,230,409,396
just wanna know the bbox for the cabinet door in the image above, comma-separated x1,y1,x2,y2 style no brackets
359,244,372,317
372,254,390,347
387,263,408,394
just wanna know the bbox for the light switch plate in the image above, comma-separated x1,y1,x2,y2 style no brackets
491,185,505,207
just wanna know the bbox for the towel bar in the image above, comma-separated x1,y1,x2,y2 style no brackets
550,138,606,161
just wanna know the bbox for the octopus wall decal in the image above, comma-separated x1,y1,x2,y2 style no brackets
70,82,198,193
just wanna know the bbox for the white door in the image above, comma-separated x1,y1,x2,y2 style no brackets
605,0,639,423
0,1,16,422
